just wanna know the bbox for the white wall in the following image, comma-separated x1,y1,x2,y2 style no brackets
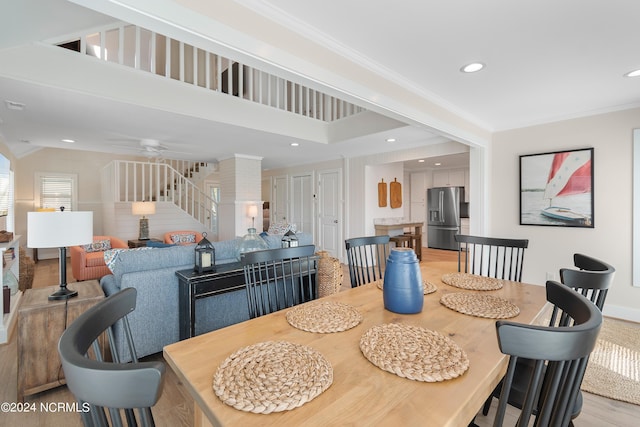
491,107,640,321
364,162,405,237
14,147,207,257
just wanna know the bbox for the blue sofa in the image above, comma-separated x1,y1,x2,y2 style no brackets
100,233,313,361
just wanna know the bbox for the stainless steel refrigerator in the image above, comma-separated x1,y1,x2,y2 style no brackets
427,187,464,250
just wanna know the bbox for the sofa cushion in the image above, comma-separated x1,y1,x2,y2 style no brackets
170,233,197,244
83,239,111,253
85,251,107,267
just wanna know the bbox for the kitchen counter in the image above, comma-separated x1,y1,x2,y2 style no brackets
373,221,423,236
373,220,423,260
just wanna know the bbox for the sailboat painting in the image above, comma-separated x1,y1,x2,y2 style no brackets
520,148,594,228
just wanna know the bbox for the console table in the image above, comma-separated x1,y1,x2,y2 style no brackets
175,262,245,340
17,280,103,401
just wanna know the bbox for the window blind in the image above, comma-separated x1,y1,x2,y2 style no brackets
0,155,10,217
40,176,74,211
0,173,10,217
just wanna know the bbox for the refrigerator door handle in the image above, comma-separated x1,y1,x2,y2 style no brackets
439,190,444,221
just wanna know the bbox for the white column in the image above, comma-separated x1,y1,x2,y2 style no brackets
218,154,263,240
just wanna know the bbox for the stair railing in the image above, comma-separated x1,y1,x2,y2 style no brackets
105,160,217,235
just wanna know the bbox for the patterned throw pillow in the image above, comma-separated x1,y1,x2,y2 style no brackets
170,233,196,244
82,239,111,253
267,220,291,235
103,247,152,273
103,249,124,272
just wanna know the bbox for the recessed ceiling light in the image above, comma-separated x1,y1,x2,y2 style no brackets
418,159,425,163
290,142,299,147
624,69,640,77
386,138,396,143
434,162,442,166
460,62,485,73
61,139,75,143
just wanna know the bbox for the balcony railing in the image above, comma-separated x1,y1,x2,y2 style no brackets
53,23,366,122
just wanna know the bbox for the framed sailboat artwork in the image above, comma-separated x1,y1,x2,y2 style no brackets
520,148,594,227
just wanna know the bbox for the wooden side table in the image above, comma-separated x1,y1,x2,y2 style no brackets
127,238,162,248
17,280,104,401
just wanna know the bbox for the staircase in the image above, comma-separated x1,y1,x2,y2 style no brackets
163,159,217,184
103,160,218,238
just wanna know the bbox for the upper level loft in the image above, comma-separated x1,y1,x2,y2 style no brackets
52,22,366,124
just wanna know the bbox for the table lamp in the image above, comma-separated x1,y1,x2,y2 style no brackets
132,201,156,240
248,205,258,229
27,209,93,300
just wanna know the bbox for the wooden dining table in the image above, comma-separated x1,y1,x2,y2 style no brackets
163,261,548,427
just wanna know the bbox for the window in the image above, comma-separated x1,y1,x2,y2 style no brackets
35,173,78,211
0,155,10,217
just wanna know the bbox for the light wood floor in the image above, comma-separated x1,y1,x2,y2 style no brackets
1,249,638,426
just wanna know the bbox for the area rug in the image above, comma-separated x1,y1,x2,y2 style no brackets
581,318,640,405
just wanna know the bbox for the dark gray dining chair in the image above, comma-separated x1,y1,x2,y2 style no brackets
492,280,602,427
58,288,165,427
454,234,529,282
242,245,318,318
559,253,615,312
479,254,615,424
344,235,390,287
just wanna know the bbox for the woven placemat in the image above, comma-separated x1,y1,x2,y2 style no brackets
441,272,503,290
440,292,520,319
213,341,333,414
374,279,438,295
359,323,469,382
286,300,363,333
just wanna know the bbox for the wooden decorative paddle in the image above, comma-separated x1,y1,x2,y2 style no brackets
378,179,387,207
390,178,402,208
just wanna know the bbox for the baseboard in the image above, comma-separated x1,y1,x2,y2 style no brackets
602,304,640,323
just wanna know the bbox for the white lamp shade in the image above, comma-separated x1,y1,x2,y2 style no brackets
248,205,258,218
132,201,156,216
27,211,94,248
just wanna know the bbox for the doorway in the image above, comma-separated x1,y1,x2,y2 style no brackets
317,168,343,258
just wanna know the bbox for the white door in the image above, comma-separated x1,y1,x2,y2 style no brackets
272,175,288,225
290,173,314,234
317,169,342,259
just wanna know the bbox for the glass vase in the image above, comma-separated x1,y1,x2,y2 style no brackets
236,228,269,260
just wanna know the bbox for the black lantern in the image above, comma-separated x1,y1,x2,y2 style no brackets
281,229,299,248
194,232,215,274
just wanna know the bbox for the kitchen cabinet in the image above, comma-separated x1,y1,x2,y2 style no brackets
410,172,426,202
433,169,465,187
0,235,22,344
431,168,469,202
410,202,425,223
461,218,470,235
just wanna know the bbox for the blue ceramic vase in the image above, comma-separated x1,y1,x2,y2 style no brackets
383,247,423,314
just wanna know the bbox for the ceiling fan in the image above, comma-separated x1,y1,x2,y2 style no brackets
108,137,190,159
138,139,167,157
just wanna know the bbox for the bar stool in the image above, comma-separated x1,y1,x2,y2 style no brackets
403,232,422,261
389,235,412,250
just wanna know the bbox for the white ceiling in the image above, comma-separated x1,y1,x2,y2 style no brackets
0,0,638,170
250,0,640,130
